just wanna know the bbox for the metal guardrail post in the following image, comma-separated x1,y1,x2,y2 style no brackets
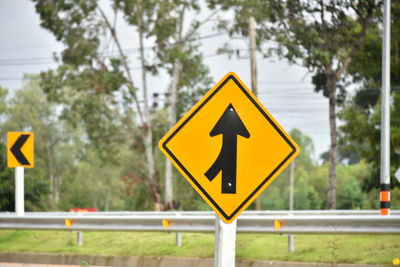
77,231,83,246
175,232,182,247
288,234,294,253
175,212,182,247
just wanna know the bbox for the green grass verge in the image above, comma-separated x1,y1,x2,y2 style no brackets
0,230,398,265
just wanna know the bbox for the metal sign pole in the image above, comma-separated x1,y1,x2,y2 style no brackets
288,160,295,252
15,166,24,216
214,215,236,267
380,0,391,216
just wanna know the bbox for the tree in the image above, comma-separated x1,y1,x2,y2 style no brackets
115,0,213,210
340,93,400,190
32,0,166,210
259,129,325,210
0,83,52,211
32,0,212,210
209,0,382,208
339,2,400,190
0,143,15,211
1,77,73,208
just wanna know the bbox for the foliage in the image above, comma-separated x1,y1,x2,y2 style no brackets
337,176,365,209
260,129,375,210
340,93,400,190
339,2,400,190
1,1,396,212
59,147,125,210
0,80,60,210
0,143,14,211
31,0,213,210
209,0,382,209
0,76,388,212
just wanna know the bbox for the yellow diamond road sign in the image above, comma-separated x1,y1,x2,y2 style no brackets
159,72,299,223
7,132,34,168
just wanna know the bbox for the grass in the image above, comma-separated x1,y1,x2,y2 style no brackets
0,230,398,265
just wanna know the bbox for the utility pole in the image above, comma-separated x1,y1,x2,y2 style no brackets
249,16,260,210
249,17,258,97
380,0,391,216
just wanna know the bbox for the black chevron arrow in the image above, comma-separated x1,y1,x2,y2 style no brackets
10,134,31,165
205,104,250,194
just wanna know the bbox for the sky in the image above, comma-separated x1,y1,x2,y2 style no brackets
0,0,331,159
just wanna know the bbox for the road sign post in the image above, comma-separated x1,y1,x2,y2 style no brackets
380,0,391,216
159,73,299,223
7,132,34,217
214,216,236,267
15,167,24,216
159,72,299,265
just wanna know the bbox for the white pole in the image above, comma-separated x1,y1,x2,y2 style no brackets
288,160,295,252
214,216,236,267
77,231,83,246
380,0,391,216
289,160,295,211
15,166,24,216
175,232,182,247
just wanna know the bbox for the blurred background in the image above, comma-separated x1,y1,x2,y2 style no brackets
0,0,398,212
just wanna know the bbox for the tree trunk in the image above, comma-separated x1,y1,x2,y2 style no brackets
138,16,163,212
45,143,55,205
289,159,295,210
164,6,185,211
54,176,61,205
165,59,181,210
96,5,162,210
164,159,173,210
327,72,338,210
98,4,163,211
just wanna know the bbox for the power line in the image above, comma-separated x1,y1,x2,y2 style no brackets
0,43,59,50
0,61,57,66
0,56,57,63
0,32,226,65
258,81,311,84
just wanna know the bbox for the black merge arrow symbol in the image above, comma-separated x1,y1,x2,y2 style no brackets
205,104,250,194
10,134,31,165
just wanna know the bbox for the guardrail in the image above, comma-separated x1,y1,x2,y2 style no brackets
2,209,399,216
0,210,399,234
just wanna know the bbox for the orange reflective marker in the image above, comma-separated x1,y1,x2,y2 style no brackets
7,132,34,168
159,72,299,223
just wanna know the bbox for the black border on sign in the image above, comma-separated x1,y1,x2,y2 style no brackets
161,74,297,221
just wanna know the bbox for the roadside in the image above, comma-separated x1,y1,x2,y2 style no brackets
0,263,104,267
0,231,398,265
0,253,393,267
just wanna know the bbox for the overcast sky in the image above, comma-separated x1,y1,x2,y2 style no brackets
0,0,331,159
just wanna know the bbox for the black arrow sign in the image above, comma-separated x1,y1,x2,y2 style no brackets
205,104,250,194
10,134,31,165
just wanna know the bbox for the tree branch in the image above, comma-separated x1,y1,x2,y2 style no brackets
179,8,219,44
335,3,376,80
95,3,145,125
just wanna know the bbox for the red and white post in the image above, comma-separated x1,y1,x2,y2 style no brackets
380,0,391,216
